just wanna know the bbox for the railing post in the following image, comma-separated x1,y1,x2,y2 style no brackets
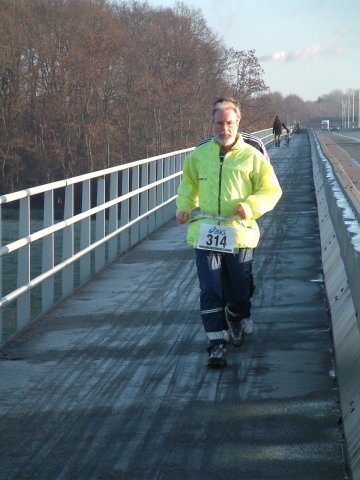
109,172,118,262
156,159,164,228
174,153,182,195
95,176,105,273
130,166,139,247
120,169,129,254
62,184,74,297
42,190,54,312
140,164,148,240
80,179,91,284
17,197,31,328
163,156,171,222
170,154,176,198
164,157,170,202
148,162,156,234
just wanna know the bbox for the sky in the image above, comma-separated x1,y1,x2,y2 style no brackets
141,0,360,102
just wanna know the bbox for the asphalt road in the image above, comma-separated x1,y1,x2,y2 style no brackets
334,130,360,162
0,134,348,480
317,130,360,198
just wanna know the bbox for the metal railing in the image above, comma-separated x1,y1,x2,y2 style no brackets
0,129,273,346
250,128,274,144
0,148,193,344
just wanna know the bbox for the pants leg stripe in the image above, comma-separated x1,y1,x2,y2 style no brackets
200,307,223,315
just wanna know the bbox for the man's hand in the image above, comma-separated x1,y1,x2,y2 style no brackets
235,204,247,219
177,211,189,224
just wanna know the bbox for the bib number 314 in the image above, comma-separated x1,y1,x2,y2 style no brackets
196,224,236,253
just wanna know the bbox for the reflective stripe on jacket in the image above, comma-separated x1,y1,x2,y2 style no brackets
176,134,282,249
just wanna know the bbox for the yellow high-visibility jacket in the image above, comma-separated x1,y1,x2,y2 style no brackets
176,134,282,248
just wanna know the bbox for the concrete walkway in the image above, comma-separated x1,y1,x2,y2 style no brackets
0,134,347,479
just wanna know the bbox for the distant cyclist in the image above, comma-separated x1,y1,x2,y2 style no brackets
284,128,290,146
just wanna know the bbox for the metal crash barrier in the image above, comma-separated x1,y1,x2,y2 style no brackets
311,131,360,479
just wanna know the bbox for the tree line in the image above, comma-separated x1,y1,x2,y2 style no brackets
0,0,351,194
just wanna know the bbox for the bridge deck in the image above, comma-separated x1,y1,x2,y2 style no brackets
0,134,347,479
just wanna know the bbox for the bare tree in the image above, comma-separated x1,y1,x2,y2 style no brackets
0,0,271,192
0,1,28,191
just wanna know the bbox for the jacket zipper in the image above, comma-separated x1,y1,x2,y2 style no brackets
218,152,225,221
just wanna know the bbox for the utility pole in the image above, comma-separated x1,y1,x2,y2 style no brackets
344,96,347,129
352,90,355,128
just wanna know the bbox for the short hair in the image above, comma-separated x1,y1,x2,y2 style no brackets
212,97,241,120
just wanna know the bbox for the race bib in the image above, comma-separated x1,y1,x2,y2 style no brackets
196,224,236,253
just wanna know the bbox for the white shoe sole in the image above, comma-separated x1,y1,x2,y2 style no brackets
243,319,254,335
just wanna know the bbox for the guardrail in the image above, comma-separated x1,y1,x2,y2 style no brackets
250,128,274,144
313,131,360,324
0,129,273,346
311,131,360,479
0,149,192,344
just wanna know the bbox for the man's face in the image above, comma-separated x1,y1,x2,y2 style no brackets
213,108,239,147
